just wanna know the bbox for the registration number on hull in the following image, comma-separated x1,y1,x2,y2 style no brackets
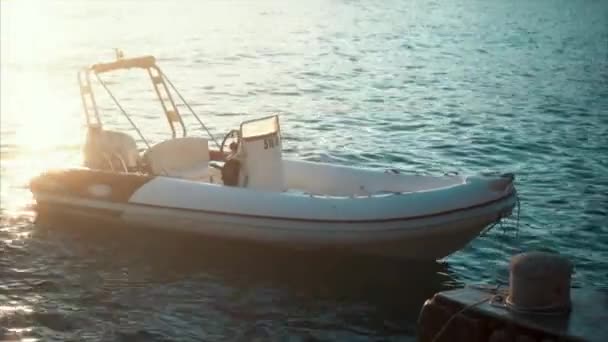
263,134,280,150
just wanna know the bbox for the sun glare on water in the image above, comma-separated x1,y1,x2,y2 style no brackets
1,0,83,217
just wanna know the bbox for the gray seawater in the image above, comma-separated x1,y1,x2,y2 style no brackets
1,0,607,340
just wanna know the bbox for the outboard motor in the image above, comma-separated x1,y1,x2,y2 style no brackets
224,115,285,191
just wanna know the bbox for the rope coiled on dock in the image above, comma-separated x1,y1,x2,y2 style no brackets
430,293,495,342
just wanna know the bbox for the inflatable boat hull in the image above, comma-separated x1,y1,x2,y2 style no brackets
30,160,517,260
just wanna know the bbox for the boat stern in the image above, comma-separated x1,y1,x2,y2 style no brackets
30,168,154,205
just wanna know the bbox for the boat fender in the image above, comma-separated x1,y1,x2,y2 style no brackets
221,158,241,186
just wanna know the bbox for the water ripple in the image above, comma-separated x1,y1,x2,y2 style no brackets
2,0,608,340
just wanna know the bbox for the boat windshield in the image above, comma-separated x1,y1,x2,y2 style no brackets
241,116,280,139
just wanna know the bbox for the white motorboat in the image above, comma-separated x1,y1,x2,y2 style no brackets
30,54,518,260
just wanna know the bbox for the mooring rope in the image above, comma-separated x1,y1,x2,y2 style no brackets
430,292,495,342
429,185,525,341
514,194,522,243
505,296,571,316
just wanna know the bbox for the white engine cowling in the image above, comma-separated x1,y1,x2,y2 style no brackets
237,115,285,192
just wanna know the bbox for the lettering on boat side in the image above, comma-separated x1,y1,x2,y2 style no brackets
88,184,112,197
263,134,280,150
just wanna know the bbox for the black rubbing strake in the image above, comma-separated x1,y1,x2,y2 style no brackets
30,169,154,203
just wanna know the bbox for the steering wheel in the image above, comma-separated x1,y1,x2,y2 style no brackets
220,129,240,159
216,129,242,185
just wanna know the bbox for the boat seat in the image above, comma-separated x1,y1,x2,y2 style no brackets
161,164,210,180
83,127,140,172
144,137,210,180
